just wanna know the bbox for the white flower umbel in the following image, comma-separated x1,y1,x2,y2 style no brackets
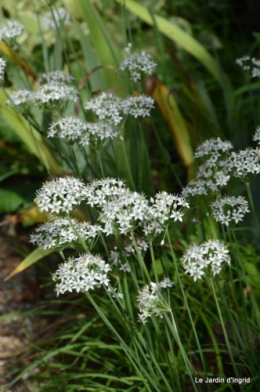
137,278,173,323
119,46,157,82
0,58,6,82
236,56,260,78
30,218,101,250
53,253,111,295
122,95,154,118
0,20,24,45
34,83,78,111
48,117,88,141
35,177,88,215
182,179,208,198
194,138,233,159
253,126,260,144
6,89,33,112
42,7,71,30
84,178,127,208
211,196,250,227
225,148,260,182
142,192,189,238
181,240,230,281
38,71,73,85
85,92,124,126
99,190,149,235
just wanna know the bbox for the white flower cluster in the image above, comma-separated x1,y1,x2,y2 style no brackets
194,138,233,159
0,20,24,43
142,192,189,238
85,92,154,126
236,56,260,78
183,138,233,197
53,253,111,295
42,7,71,30
211,196,250,226
48,117,119,147
83,179,189,237
137,278,173,323
30,218,101,250
253,126,260,144
225,148,260,182
119,43,157,82
35,177,88,215
181,240,230,281
0,58,6,82
34,83,78,108
38,70,73,85
7,71,78,111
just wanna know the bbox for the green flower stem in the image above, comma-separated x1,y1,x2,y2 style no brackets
245,181,260,230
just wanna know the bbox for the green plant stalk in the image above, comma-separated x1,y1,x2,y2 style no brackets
245,181,260,231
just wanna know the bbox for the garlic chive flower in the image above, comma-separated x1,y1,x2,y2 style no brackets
225,148,260,182
181,240,230,281
53,254,111,295
211,196,250,227
0,20,24,45
6,89,33,112
38,70,73,85
142,192,189,238
122,95,154,118
236,56,260,78
119,44,157,82
48,117,120,147
30,218,101,251
34,83,78,111
194,138,233,159
253,126,260,144
35,177,88,215
137,278,173,323
0,58,6,82
85,92,124,126
42,7,71,30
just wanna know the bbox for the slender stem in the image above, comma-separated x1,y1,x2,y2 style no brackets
245,181,260,231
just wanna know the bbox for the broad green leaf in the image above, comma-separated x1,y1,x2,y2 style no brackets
0,188,24,213
4,248,53,281
116,0,223,85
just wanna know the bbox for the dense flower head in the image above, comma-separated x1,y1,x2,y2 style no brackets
30,218,101,250
225,148,260,182
53,253,111,295
122,95,154,118
6,89,33,111
42,7,71,30
48,117,120,147
194,138,233,159
182,179,208,198
137,278,173,323
142,192,189,238
38,71,73,85
85,92,124,126
0,20,24,43
35,177,88,215
181,240,230,281
119,43,157,82
0,58,6,82
34,83,78,109
211,196,250,226
84,178,127,208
